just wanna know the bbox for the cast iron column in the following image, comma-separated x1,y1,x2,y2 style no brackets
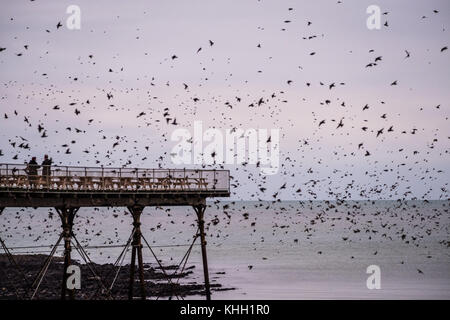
194,204,211,300
127,206,146,300
56,206,79,300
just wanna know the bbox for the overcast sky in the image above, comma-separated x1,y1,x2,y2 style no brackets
0,0,449,200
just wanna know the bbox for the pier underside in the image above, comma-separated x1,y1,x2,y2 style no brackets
0,190,228,207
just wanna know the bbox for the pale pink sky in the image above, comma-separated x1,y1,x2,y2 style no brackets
0,0,449,200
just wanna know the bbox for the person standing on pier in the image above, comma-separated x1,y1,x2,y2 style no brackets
25,156,40,188
41,155,53,185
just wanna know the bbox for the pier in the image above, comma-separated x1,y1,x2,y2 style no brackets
0,163,230,300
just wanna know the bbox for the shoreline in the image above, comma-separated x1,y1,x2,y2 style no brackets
0,254,234,300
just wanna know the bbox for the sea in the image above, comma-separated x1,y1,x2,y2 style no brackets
1,200,449,299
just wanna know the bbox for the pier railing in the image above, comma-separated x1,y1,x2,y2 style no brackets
0,163,230,193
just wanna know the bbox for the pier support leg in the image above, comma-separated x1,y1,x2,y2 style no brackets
127,206,146,300
193,204,211,300
55,207,79,300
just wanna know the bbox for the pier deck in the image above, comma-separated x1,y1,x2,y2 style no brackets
0,164,230,207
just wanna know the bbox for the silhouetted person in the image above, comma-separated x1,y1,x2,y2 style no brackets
25,157,40,188
41,155,52,185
